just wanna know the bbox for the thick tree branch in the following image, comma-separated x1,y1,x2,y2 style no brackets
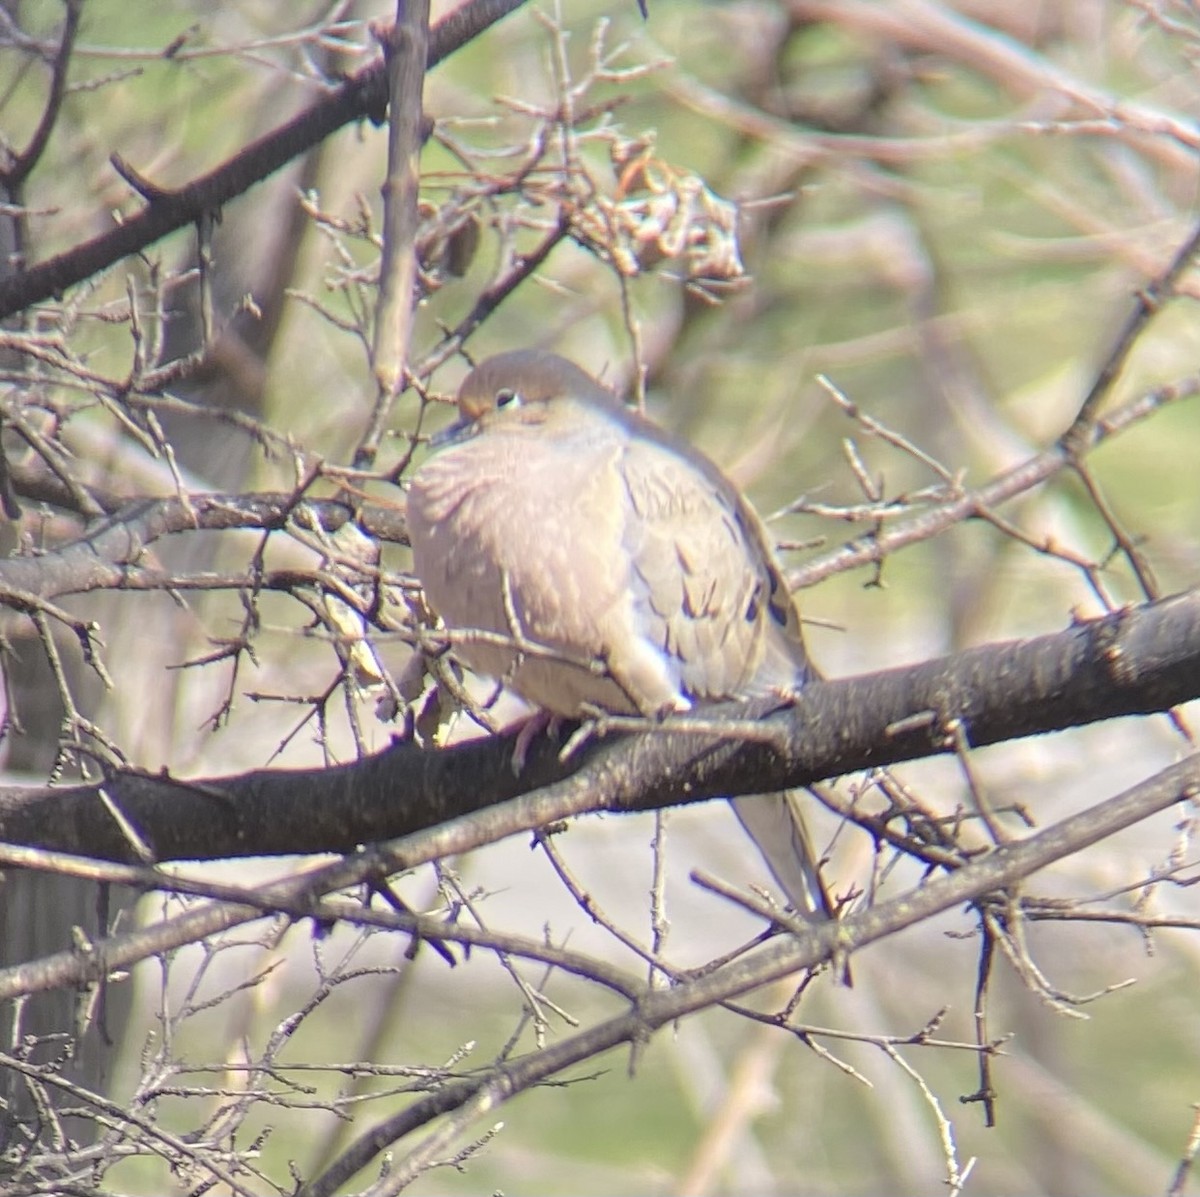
367,0,430,404
304,749,1200,1196
0,0,528,321
1,589,1197,864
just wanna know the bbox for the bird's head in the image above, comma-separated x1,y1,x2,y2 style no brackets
432,350,618,445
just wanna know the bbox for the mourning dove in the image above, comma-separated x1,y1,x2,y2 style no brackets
407,349,835,923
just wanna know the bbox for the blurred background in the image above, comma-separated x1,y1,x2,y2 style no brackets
2,0,1200,1192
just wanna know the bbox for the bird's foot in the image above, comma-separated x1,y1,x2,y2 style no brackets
510,708,561,775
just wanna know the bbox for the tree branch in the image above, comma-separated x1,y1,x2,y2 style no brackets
302,749,1200,1195
0,0,529,321
1,589,1197,864
367,0,430,405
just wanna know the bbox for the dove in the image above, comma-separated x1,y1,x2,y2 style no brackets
406,349,837,925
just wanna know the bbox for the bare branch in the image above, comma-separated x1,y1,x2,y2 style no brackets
0,590,1198,864
0,0,528,320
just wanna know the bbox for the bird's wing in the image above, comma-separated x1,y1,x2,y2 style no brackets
614,418,808,703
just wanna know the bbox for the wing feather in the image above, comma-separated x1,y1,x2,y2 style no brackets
614,416,808,701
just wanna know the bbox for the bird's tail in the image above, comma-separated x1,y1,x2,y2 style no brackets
730,791,851,981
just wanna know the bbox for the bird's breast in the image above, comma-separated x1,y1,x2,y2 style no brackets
407,427,665,716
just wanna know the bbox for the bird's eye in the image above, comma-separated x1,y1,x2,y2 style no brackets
495,387,520,409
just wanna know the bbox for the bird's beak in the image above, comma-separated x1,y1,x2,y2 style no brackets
428,418,473,449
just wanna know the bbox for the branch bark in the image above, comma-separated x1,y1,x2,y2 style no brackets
0,0,528,321
302,748,1200,1195
1,588,1197,864
368,0,430,403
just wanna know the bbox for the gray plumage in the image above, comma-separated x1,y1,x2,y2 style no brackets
408,349,833,921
